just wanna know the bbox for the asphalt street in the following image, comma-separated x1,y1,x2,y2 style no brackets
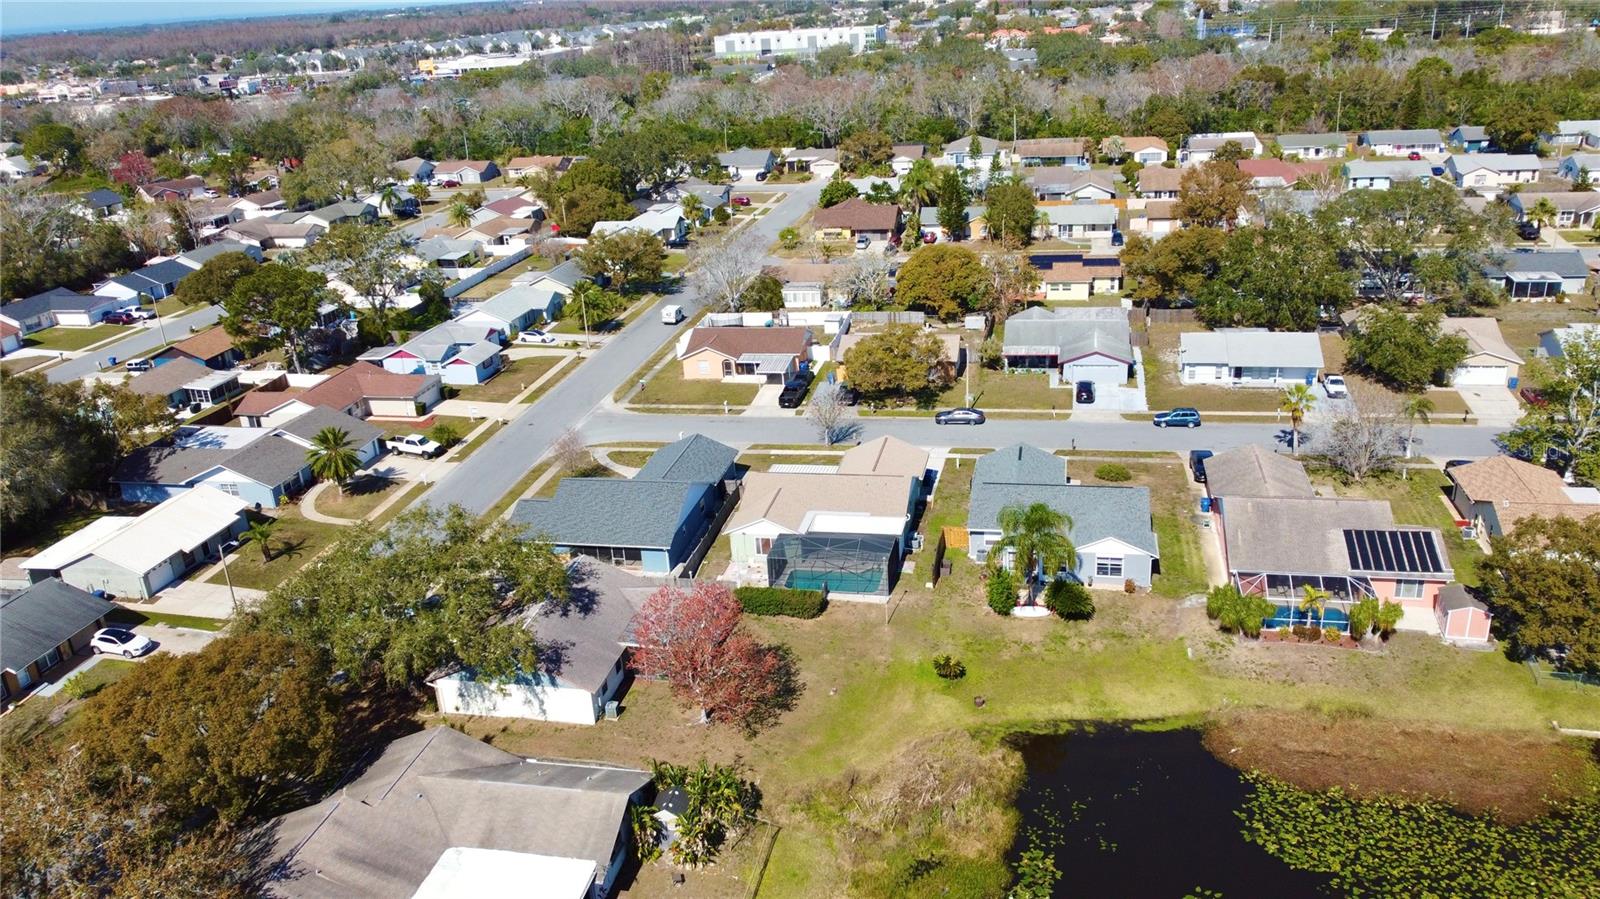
47,304,224,384
419,178,828,515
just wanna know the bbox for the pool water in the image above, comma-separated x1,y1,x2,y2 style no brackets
1262,605,1349,632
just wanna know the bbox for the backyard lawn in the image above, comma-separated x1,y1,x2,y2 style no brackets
205,507,348,592
24,323,129,352
453,356,561,404
633,363,760,406
458,255,553,299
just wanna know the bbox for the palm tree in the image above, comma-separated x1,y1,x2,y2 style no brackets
680,193,704,229
445,199,473,229
988,502,1076,603
306,427,360,496
243,519,278,562
1279,383,1315,454
1298,584,1329,630
899,158,938,210
1526,197,1559,233
1400,394,1434,479
377,183,403,217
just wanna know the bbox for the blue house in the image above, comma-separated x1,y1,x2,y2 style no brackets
95,259,194,301
966,444,1160,589
512,435,737,575
1449,125,1492,153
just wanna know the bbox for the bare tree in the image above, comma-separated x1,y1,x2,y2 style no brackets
808,384,849,445
551,427,591,474
836,252,893,308
689,228,764,310
1313,394,1404,483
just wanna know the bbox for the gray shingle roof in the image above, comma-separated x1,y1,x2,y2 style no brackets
969,482,1158,556
635,434,737,484
1487,249,1589,280
1,578,114,674
83,188,122,208
1203,445,1314,499
718,148,774,168
220,435,310,486
1362,129,1444,145
1221,496,1405,575
113,443,235,485
274,406,383,447
124,358,212,398
512,479,704,549
520,558,656,691
973,443,1067,487
1277,132,1347,148
1003,306,1133,362
3,287,101,318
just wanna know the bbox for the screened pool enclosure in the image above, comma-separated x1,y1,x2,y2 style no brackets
765,533,900,597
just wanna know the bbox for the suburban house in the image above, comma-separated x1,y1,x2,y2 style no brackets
1485,248,1590,299
235,361,442,424
230,188,286,220
221,217,323,249
1133,199,1180,237
1001,306,1133,392
1557,152,1600,181
1445,154,1540,192
361,320,505,386
113,409,383,506
94,259,193,301
1104,136,1169,165
1134,164,1182,198
1178,329,1324,388
837,436,931,501
812,198,901,243
590,203,688,245
1029,168,1116,201
1448,125,1492,153
1040,258,1124,300
678,325,813,383
1012,138,1089,168
412,236,483,271
125,357,243,409
1343,159,1438,190
1203,446,1465,637
176,240,265,268
718,147,776,182
455,285,564,332
153,326,242,370
482,192,543,219
432,159,500,183
0,154,41,182
766,263,847,308
20,487,247,599
918,204,987,241
1549,119,1600,147
936,136,1011,171
1179,132,1262,165
1359,128,1446,156
723,470,918,597
137,175,208,202
514,258,590,300
394,156,436,183
1,579,116,704
1035,203,1118,240
431,558,656,724
302,200,377,230
512,434,737,575
82,187,125,218
1440,317,1523,387
966,444,1159,589
712,24,885,59
1447,454,1600,537
783,148,840,180
1,287,133,331
0,322,20,356
1538,322,1600,359
1510,191,1600,229
671,181,732,217
1236,158,1329,190
890,143,926,175
503,155,574,179
1276,133,1348,160
268,727,651,899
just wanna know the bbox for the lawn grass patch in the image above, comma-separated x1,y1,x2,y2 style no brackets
23,323,129,352
312,473,409,520
602,449,655,469
1145,323,1287,412
108,607,227,631
458,256,553,299
736,452,848,471
635,362,760,406
206,507,347,591
0,355,55,374
517,354,575,404
0,659,137,750
480,458,559,522
373,414,475,439
452,356,560,404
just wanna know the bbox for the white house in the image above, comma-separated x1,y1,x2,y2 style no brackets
766,263,846,308
716,148,775,183
1359,128,1446,157
1178,329,1324,388
1000,306,1134,392
590,203,687,245
783,148,839,180
513,258,589,300
1276,133,1348,160
1178,132,1262,165
1549,119,1600,148
1343,159,1437,190
713,24,885,59
935,136,1011,171
1510,191,1600,229
1445,154,1539,193
360,320,504,386
1035,203,1118,240
1105,136,1169,165
890,144,925,175
454,285,564,333
723,471,918,566
432,160,499,184
1440,317,1523,387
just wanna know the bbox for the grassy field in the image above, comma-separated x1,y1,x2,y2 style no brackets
205,507,348,592
634,363,761,406
24,323,128,352
453,356,561,404
449,459,1600,898
1144,323,1286,412
934,368,1071,411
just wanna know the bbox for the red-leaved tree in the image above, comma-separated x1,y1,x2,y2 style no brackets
111,151,155,186
630,583,796,730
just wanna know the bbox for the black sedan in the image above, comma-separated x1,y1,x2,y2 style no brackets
935,407,986,425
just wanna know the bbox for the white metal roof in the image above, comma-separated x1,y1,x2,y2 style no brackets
20,516,137,571
88,487,247,574
1179,329,1325,369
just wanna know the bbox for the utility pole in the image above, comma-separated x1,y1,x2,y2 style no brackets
1431,6,1438,40
1464,12,1471,37
1498,5,1504,28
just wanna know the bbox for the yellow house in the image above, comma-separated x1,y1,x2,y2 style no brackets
1042,259,1124,301
678,326,813,384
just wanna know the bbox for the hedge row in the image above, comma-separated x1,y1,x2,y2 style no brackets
734,586,827,619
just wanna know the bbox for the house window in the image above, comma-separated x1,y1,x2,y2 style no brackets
38,647,62,672
755,537,773,554
1095,557,1123,578
722,359,734,376
1395,580,1424,599
216,482,241,496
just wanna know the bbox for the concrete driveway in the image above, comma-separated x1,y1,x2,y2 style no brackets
132,624,219,657
1458,387,1522,425
741,383,790,416
141,580,264,618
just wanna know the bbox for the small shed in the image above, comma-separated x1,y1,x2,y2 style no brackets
1436,584,1492,645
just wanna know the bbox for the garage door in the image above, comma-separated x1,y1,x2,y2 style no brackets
1453,365,1507,386
1065,361,1127,388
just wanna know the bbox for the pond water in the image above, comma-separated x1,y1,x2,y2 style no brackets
1009,725,1331,897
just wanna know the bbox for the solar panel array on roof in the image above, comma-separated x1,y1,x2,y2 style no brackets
1342,529,1444,574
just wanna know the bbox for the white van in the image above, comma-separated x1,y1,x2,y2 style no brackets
661,304,685,325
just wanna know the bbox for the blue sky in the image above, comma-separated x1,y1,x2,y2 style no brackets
3,0,483,36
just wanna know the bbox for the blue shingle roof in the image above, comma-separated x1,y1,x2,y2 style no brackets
511,478,706,549
635,434,737,484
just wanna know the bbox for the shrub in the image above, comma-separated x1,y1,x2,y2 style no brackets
1094,463,1132,482
1123,578,1136,594
1277,626,1292,640
932,655,966,679
733,586,826,619
61,672,99,701
711,204,731,224
1209,584,1274,637
1293,624,1321,643
428,423,461,447
987,567,1018,616
979,335,1003,369
1348,597,1378,639
1323,627,1343,644
1045,578,1094,620
1375,599,1404,638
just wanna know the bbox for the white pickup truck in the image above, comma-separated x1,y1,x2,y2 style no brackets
385,434,443,458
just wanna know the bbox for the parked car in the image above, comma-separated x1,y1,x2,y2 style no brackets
1153,407,1202,428
778,383,810,408
1323,374,1348,398
661,304,686,325
516,329,558,345
922,231,937,244
1190,449,1213,484
1519,386,1547,407
90,627,154,658
386,434,443,457
754,171,769,181
1407,151,1423,160
855,234,871,249
731,196,752,207
123,358,152,372
1516,220,1541,241
1443,459,1474,471
836,384,860,406
1111,229,1125,247
439,179,461,188
935,407,986,425
103,310,140,325
1075,380,1095,404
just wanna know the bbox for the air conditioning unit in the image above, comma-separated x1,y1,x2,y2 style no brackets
911,533,924,552
1459,525,1478,540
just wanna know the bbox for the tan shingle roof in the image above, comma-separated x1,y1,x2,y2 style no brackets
172,326,236,362
1449,455,1571,505
838,436,929,479
1136,166,1184,193
1440,317,1523,364
726,471,912,532
812,198,900,232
